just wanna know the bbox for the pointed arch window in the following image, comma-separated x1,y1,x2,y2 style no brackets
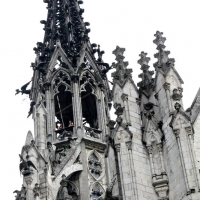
80,71,99,130
52,70,74,140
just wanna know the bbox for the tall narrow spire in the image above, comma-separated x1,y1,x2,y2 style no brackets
137,51,154,97
111,46,132,85
153,31,175,74
33,0,92,73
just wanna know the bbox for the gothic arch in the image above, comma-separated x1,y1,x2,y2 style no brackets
67,181,80,196
143,120,163,146
51,69,71,96
89,181,105,200
80,70,97,96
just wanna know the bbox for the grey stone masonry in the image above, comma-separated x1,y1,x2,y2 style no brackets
15,0,200,199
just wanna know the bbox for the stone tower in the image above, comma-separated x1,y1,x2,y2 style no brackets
14,1,200,200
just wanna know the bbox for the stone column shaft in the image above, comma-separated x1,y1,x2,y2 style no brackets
96,98,102,138
147,146,155,175
174,129,190,194
186,127,200,191
45,88,52,141
115,144,125,199
72,80,83,133
126,142,138,200
99,89,108,138
51,97,56,140
79,141,90,200
157,143,165,173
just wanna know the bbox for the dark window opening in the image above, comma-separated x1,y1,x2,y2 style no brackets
54,85,74,140
81,85,98,129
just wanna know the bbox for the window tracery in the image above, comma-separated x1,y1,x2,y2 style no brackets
88,152,102,179
52,70,71,95
90,183,104,200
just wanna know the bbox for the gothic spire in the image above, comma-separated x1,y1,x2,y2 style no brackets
33,0,92,71
137,51,154,97
153,31,175,74
111,46,132,85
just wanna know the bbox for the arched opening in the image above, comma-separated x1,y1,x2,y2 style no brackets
54,85,74,140
81,84,98,129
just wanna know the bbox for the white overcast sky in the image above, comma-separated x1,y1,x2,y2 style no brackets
0,0,200,199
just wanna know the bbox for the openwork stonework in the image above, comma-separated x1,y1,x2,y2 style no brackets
14,1,200,200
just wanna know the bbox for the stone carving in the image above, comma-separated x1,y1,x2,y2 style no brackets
174,102,182,111
104,135,113,158
56,175,73,200
143,102,158,119
27,101,36,118
113,103,123,116
52,71,71,95
104,178,119,200
91,183,104,200
115,130,131,144
33,183,40,197
153,31,166,48
47,142,57,175
13,185,27,200
15,80,31,96
111,46,132,84
106,120,116,130
58,144,72,164
172,88,183,101
137,52,154,97
85,126,102,139
153,31,176,77
88,153,103,179
143,123,168,199
19,154,37,176
80,70,97,94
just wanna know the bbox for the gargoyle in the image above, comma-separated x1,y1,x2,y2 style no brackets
105,178,119,200
19,154,37,176
13,185,27,200
15,80,31,95
27,101,36,118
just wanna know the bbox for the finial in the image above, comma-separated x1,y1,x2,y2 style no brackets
112,46,125,57
137,52,154,97
153,31,166,49
137,51,151,70
111,46,132,83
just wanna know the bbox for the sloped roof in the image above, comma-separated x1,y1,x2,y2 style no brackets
191,88,200,124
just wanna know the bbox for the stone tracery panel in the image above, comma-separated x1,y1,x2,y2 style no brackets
88,152,103,179
52,70,71,95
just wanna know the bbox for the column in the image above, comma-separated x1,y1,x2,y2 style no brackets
115,144,125,199
163,82,173,115
71,74,83,137
99,85,109,138
174,129,190,194
44,82,52,142
147,145,155,176
157,143,165,174
185,126,200,191
126,141,138,200
79,141,90,200
24,176,33,200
